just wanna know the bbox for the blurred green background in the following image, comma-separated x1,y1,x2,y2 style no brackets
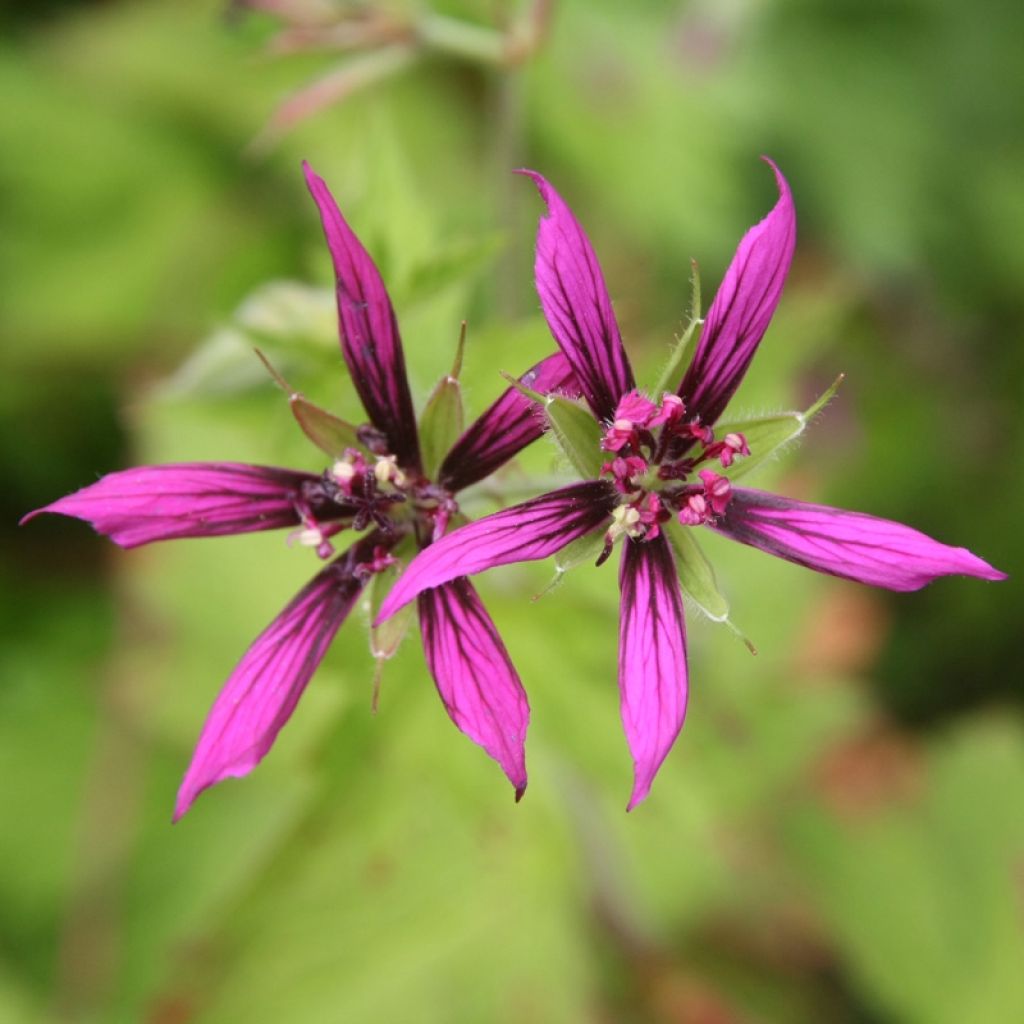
2,1,1021,1022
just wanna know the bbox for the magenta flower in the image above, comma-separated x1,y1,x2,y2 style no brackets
376,160,1007,809
24,163,576,819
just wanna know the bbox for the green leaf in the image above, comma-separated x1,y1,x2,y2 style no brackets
717,374,844,481
665,519,755,651
404,232,505,306
156,282,339,400
651,260,702,396
418,323,467,478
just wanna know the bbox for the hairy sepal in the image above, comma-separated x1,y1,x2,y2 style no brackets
501,373,603,480
716,374,843,482
665,519,754,652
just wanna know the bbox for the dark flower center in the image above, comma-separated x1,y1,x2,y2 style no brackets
290,444,459,560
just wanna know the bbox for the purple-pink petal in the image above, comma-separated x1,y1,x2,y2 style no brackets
438,352,579,493
520,170,635,422
304,162,421,471
678,159,796,429
174,535,383,820
376,480,618,622
618,534,689,811
712,488,1007,591
418,577,530,796
21,463,339,548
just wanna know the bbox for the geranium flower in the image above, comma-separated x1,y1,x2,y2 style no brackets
24,163,576,819
376,160,1006,809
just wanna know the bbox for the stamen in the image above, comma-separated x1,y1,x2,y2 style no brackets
601,454,648,493
678,492,708,526
602,390,659,453
649,393,685,427
373,455,407,489
699,470,732,514
331,449,368,497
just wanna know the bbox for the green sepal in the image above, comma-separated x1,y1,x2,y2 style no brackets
255,349,364,457
651,259,703,397
716,374,844,482
418,323,467,478
367,537,417,663
533,527,607,601
291,399,364,459
665,519,755,652
545,395,605,479
554,527,608,573
501,372,604,480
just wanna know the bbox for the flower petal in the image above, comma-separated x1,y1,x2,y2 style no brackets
418,577,529,796
679,159,796,427
376,480,618,622
618,534,689,811
174,535,384,820
304,162,421,470
21,463,343,548
520,170,635,421
438,352,578,492
712,488,1007,591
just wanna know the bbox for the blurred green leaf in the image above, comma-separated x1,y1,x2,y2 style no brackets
788,718,1024,1024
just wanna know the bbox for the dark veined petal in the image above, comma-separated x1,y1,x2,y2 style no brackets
438,352,579,493
712,488,1007,591
678,159,796,428
303,162,421,471
376,480,618,622
21,463,344,548
174,534,385,820
618,534,689,811
520,170,635,421
418,577,530,797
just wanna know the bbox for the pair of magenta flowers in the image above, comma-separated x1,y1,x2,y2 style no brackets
29,160,1004,819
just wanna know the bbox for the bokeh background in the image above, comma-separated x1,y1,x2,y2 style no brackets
2,1,1022,1021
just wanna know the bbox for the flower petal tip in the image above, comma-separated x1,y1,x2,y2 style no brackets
515,168,556,207
171,783,202,824
18,506,45,527
759,155,792,200
626,782,651,813
300,159,320,187
970,557,1007,583
514,782,527,803
172,765,244,824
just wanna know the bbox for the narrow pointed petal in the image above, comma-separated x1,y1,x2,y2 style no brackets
21,463,345,548
520,170,635,421
376,480,618,621
174,535,383,820
679,160,796,427
438,352,579,492
304,162,421,470
418,577,529,795
618,534,689,811
712,488,1007,591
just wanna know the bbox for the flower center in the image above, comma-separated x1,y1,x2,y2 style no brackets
289,445,459,559
597,390,749,549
